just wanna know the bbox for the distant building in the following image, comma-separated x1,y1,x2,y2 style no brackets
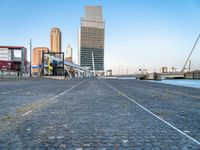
184,70,200,79
106,70,112,76
161,67,168,73
0,47,14,61
32,47,49,75
78,6,105,74
65,44,73,62
0,46,27,73
32,47,49,66
50,28,62,53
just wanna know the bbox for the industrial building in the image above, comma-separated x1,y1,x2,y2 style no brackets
78,6,105,75
31,47,49,76
0,46,27,76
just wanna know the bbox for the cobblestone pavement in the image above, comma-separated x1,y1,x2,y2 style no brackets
0,78,200,149
103,78,200,141
0,78,83,116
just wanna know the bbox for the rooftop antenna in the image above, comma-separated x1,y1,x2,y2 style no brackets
181,34,200,72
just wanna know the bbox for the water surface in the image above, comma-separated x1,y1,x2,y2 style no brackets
152,79,200,89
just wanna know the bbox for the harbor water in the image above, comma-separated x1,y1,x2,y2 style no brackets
108,77,200,89
152,79,200,89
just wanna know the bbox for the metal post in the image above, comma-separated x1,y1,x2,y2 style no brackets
42,51,44,76
21,48,24,76
91,51,95,76
62,52,64,76
29,39,32,77
48,54,51,75
189,60,191,72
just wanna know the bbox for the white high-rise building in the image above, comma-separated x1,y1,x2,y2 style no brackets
65,44,73,62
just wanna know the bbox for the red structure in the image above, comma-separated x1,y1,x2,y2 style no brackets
0,61,21,71
0,46,27,73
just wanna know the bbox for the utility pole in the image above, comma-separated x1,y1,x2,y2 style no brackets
29,39,32,77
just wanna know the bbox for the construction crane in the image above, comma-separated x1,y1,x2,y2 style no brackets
181,34,200,72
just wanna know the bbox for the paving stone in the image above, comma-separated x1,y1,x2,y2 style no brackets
0,78,199,149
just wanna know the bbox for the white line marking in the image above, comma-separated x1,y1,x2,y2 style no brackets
50,79,88,101
161,88,200,100
134,84,200,100
100,79,200,146
0,92,8,95
20,79,88,117
22,110,32,116
0,89,24,95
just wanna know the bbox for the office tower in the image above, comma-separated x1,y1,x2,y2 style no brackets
50,28,62,53
78,6,105,73
65,44,73,62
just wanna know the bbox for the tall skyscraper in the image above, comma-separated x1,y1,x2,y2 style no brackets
78,6,105,73
65,44,73,62
50,28,62,53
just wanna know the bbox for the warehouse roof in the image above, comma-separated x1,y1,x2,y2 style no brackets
0,46,26,49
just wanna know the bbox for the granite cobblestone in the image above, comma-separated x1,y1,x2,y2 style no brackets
0,78,199,149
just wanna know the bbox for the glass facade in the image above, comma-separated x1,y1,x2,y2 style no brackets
79,6,105,72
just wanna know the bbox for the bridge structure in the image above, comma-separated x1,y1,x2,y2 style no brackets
40,51,93,78
111,72,185,80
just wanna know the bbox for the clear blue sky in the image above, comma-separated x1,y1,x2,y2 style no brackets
0,0,200,73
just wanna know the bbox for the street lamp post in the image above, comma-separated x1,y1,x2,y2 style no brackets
30,39,32,77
